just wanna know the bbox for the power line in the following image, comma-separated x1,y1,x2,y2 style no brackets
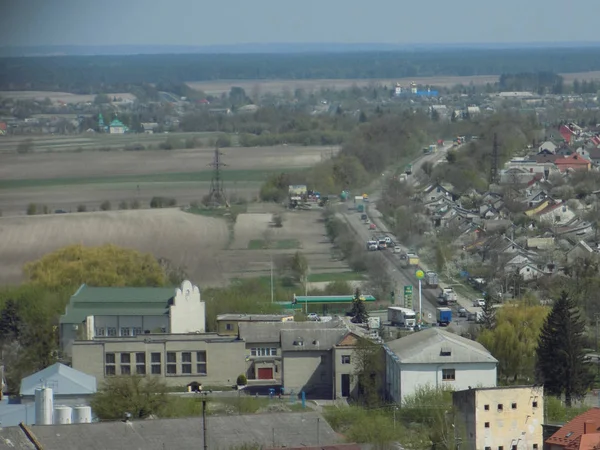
206,146,229,207
490,133,499,185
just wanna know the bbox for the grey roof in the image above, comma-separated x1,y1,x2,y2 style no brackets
0,426,35,449
217,314,293,322
0,400,36,428
20,363,96,397
281,328,348,352
25,412,339,450
385,328,498,364
238,320,346,344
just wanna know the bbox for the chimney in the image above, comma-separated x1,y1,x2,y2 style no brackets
584,420,597,435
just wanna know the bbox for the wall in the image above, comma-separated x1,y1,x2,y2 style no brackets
217,321,239,336
72,338,245,387
170,280,206,333
282,351,333,399
244,342,282,381
333,347,359,399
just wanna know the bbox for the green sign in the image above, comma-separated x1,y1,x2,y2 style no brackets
403,285,413,309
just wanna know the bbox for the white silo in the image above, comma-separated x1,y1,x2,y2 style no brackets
72,406,92,424
34,387,54,425
54,406,73,424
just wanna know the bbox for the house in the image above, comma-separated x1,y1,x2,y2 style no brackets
536,202,576,226
587,148,600,166
539,141,558,154
453,385,544,450
525,199,551,217
546,407,600,450
0,412,340,450
518,263,545,281
108,117,127,134
141,122,159,134
71,332,245,388
525,189,550,208
422,183,459,203
59,280,206,355
566,240,596,264
333,332,363,399
554,154,591,172
217,314,294,336
384,328,497,404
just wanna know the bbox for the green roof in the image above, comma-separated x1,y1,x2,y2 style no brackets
109,118,126,127
60,284,174,324
293,295,376,304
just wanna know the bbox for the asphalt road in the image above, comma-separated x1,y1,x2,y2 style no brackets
339,143,474,333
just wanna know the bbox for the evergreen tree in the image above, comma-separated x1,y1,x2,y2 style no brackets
480,292,496,331
535,291,593,407
350,288,369,324
0,300,22,343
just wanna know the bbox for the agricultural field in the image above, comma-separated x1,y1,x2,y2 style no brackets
186,71,600,96
0,143,339,216
0,91,136,104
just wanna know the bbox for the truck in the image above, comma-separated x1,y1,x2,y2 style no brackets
405,164,413,175
388,307,417,329
368,316,381,330
429,144,437,153
357,204,365,213
354,195,363,204
437,287,457,305
436,307,452,326
424,271,439,289
407,253,419,266
367,240,378,251
437,139,444,147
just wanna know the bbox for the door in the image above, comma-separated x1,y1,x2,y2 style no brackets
341,374,350,397
257,367,273,380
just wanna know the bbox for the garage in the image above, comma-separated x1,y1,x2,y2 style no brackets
257,367,273,380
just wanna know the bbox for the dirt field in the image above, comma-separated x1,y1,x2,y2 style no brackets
0,209,229,286
187,71,600,95
0,91,137,104
0,145,339,216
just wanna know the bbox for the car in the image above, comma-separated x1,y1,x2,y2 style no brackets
369,223,376,230
361,214,368,221
365,218,370,224
473,299,485,307
307,313,319,321
458,307,467,317
394,246,402,253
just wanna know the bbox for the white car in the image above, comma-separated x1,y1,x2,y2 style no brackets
307,313,319,321
394,246,402,253
473,299,485,307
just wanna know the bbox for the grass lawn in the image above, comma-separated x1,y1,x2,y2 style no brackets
307,271,364,283
0,169,304,190
186,204,248,219
247,239,300,250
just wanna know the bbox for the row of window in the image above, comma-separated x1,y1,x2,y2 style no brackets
484,445,538,450
483,401,538,411
96,327,164,337
105,351,207,376
250,348,278,357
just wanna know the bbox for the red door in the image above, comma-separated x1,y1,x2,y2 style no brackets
257,367,273,380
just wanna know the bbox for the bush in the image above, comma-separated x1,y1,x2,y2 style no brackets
77,204,87,212
216,134,232,147
118,201,129,210
130,199,141,209
100,201,111,211
150,197,177,208
272,213,283,228
124,143,146,151
16,139,34,154
236,374,247,386
26,203,37,215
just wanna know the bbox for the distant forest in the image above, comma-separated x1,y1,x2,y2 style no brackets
2,48,600,93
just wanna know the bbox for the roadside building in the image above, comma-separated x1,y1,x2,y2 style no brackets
217,314,294,336
546,408,600,450
453,385,544,450
384,328,497,404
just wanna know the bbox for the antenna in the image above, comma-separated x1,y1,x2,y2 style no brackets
206,146,229,207
490,133,499,185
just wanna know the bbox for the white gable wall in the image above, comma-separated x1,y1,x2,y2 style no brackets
170,280,206,333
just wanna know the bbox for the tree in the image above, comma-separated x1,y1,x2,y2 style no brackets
350,288,369,324
353,337,384,407
24,244,166,290
536,291,593,407
480,292,496,331
0,300,22,343
290,251,309,287
91,376,169,419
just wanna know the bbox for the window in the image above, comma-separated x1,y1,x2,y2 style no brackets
498,404,503,411
484,404,490,411
196,351,207,375
533,445,538,450
485,422,490,428
151,352,162,375
226,323,233,331
341,355,351,364
133,327,143,336
271,348,277,356
95,327,106,337
498,447,503,450
441,369,455,381
511,403,517,409
485,447,491,450
105,352,116,376
532,401,538,408
182,352,192,374
250,347,278,357
120,327,130,337
107,327,117,337
121,364,131,375
511,446,516,450
167,352,177,375
136,353,146,375
119,353,131,375
120,353,130,364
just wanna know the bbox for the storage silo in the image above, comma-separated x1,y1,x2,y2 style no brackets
54,406,73,424
72,406,92,424
34,388,54,425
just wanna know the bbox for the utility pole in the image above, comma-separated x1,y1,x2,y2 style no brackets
270,255,274,303
202,397,208,450
393,406,398,429
490,133,499,185
317,417,320,445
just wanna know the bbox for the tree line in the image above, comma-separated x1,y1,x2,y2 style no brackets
5,48,600,92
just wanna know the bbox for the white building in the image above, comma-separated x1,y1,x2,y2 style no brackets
60,280,206,355
384,328,497,404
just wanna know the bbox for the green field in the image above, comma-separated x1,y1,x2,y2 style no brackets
307,271,364,282
0,169,303,190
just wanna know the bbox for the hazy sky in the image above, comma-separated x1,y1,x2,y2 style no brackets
2,0,599,47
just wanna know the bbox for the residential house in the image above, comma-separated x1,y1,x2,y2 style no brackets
422,183,460,204
546,407,600,450
453,385,544,450
587,148,600,166
141,122,159,134
0,363,97,427
525,199,551,217
217,314,294,336
108,117,127,134
333,332,363,399
518,263,545,281
384,328,497,404
71,332,245,388
527,237,555,250
524,189,550,208
554,154,591,172
566,240,596,264
60,280,206,355
536,202,576,227
500,167,540,185
539,141,558,154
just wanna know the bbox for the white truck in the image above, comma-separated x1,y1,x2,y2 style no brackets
437,287,457,305
388,307,417,329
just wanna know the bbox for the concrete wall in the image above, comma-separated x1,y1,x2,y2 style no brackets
217,320,239,336
72,338,245,387
333,347,359,399
453,386,544,450
170,280,205,333
282,351,333,398
386,359,497,404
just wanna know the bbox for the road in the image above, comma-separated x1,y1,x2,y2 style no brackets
339,142,476,334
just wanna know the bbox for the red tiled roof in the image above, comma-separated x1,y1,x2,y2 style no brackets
546,408,600,449
578,433,600,450
555,154,591,165
336,332,360,347
535,154,560,163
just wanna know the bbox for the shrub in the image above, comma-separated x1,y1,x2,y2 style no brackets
236,374,248,386
100,201,111,211
118,201,129,210
130,199,141,209
150,197,177,208
272,213,283,228
77,204,87,212
26,203,37,215
16,139,34,154
124,143,146,151
216,134,232,147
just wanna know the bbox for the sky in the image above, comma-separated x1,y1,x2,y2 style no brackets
1,0,599,48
